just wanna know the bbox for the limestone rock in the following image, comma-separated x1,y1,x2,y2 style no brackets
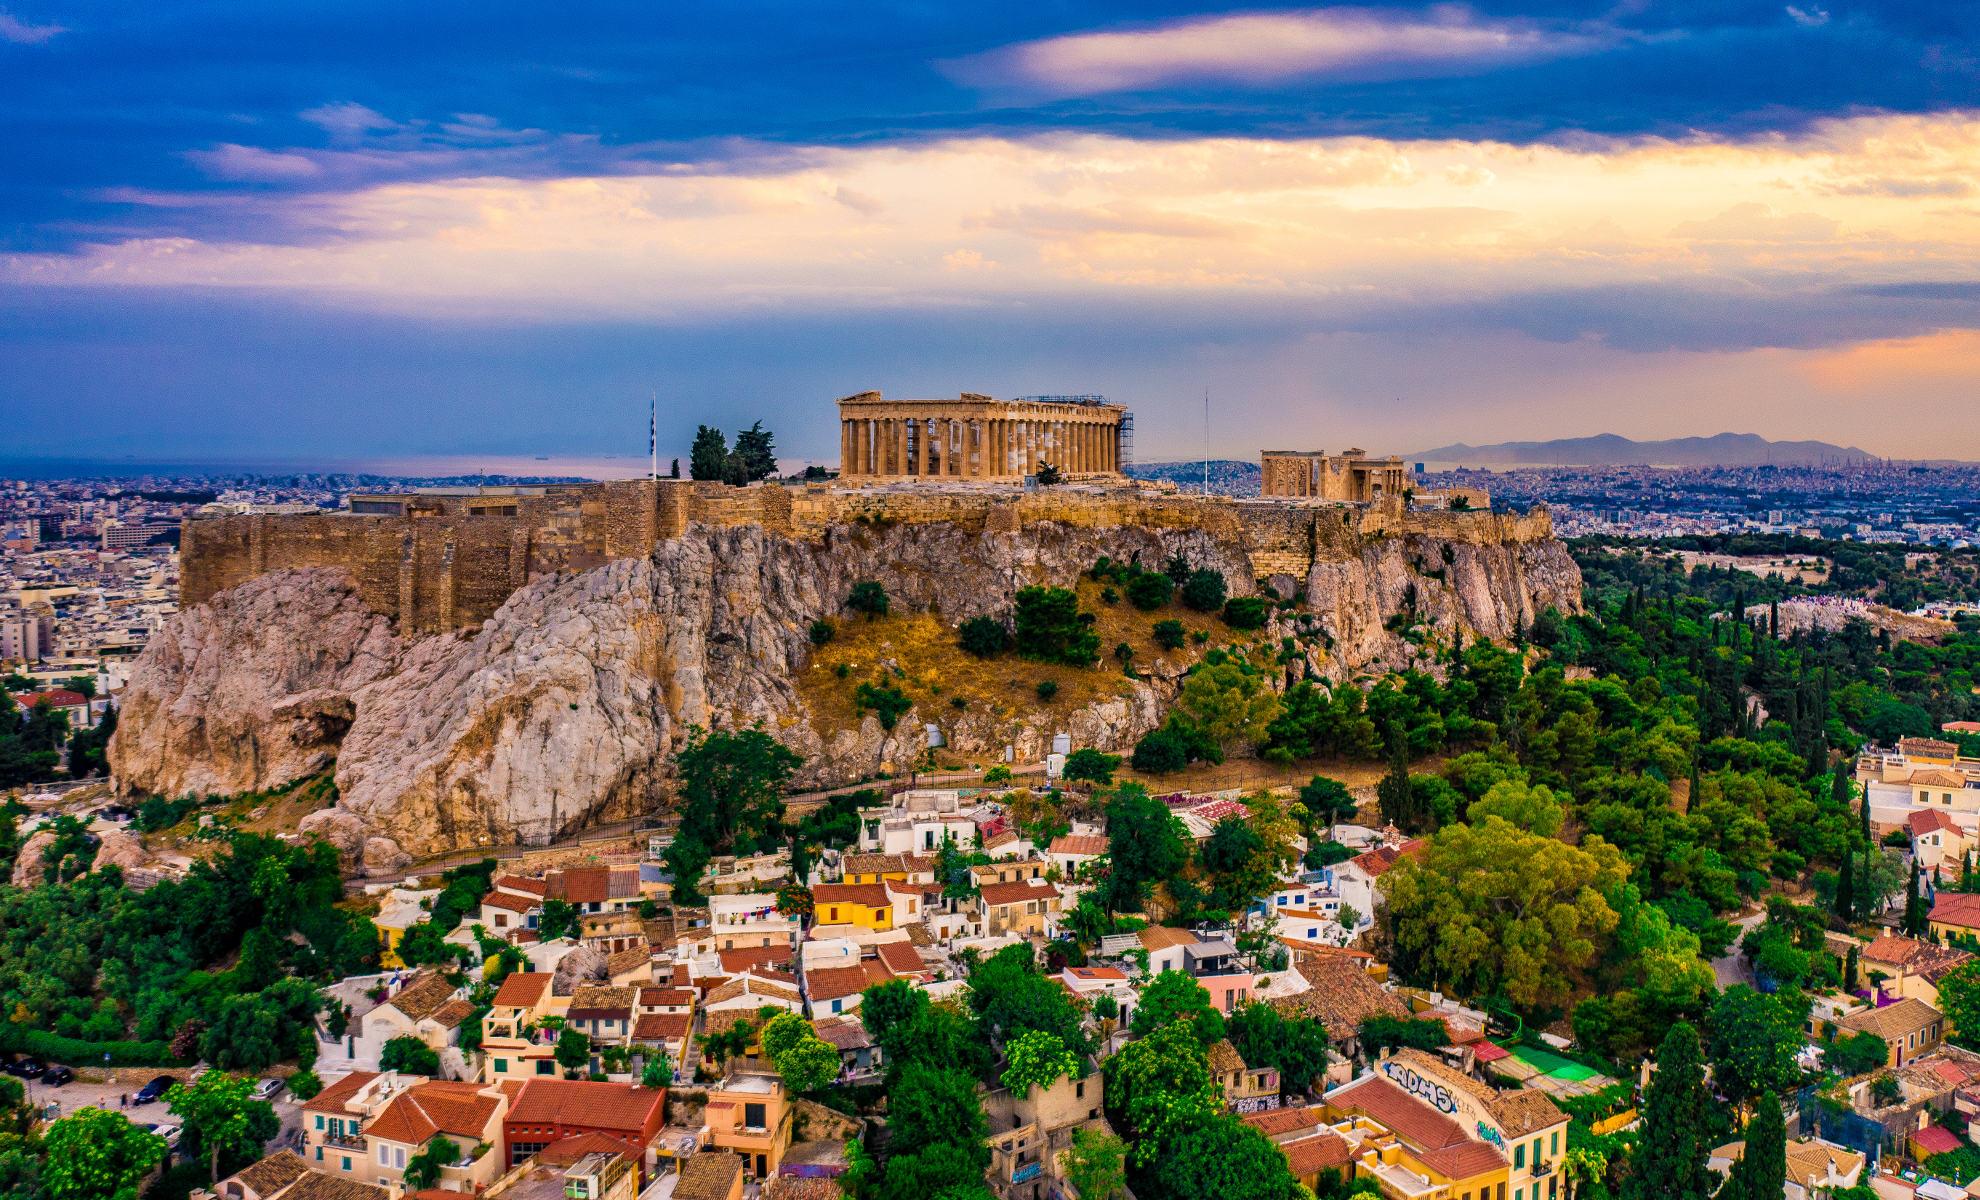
9,831,54,888
93,828,147,874
115,516,1580,865
110,568,403,800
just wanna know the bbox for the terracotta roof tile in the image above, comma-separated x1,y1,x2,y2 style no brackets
1932,892,1980,930
813,883,892,909
304,1071,380,1114
633,1013,692,1043
492,973,552,1008
506,1079,666,1133
386,972,459,1022
1048,835,1108,857
1284,1130,1354,1176
979,879,1056,907
365,1081,502,1146
805,961,894,1003
674,1151,744,1200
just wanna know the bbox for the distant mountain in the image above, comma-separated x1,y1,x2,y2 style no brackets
1411,432,1875,468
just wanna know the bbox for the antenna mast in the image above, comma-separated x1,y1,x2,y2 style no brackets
1203,389,1210,494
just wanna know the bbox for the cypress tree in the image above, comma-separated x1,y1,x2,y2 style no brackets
1835,852,1855,923
1844,945,1859,992
1905,865,1929,937
1377,725,1415,832
1630,1021,1713,1200
1721,1091,1786,1200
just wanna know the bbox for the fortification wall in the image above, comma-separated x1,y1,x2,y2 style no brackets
182,480,1554,633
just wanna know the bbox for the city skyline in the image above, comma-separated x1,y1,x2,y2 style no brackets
6,2,1980,460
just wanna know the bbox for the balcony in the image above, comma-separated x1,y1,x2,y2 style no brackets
1532,1160,1553,1178
322,1130,368,1151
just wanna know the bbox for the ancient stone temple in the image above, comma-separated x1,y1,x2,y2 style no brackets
838,391,1127,481
1259,449,1409,502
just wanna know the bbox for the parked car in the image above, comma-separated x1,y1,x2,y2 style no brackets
133,1075,177,1105
5,1058,45,1079
145,1123,183,1150
252,1078,283,1101
41,1066,73,1086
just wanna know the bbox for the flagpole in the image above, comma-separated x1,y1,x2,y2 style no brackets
649,395,658,481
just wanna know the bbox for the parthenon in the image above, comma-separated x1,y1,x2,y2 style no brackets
838,391,1127,482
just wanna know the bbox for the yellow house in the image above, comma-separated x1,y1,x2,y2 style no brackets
811,883,915,931
372,887,440,969
1929,892,1980,950
1837,997,1945,1067
840,852,934,887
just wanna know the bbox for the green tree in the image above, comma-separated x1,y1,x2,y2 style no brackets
959,616,1011,656
537,898,580,941
1147,1117,1303,1200
969,944,1088,1058
1823,1032,1889,1077
731,421,779,483
381,1035,441,1076
1103,1020,1224,1166
641,1055,674,1089
167,1071,278,1182
1102,784,1190,912
1063,1127,1127,1200
1014,586,1100,666
1721,1092,1786,1200
847,581,891,619
666,725,804,904
888,1062,990,1165
1125,571,1174,610
1628,1021,1713,1200
41,1107,166,1200
1062,748,1120,787
1298,775,1358,838
1221,597,1270,630
1002,1028,1080,1094
404,1135,463,1190
1180,570,1228,612
1153,619,1187,650
1173,661,1281,754
1937,961,1980,1046
689,425,730,481
1358,1015,1449,1057
1226,1001,1331,1094
1464,779,1565,837
1706,986,1803,1104
555,1028,592,1077
1382,817,1627,1011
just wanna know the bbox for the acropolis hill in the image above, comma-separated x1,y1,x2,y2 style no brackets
113,396,1582,870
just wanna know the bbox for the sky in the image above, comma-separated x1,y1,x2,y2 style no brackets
4,2,1980,465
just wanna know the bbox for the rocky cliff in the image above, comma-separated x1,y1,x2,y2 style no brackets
112,517,1580,870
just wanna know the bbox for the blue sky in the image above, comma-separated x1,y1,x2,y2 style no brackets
6,2,1980,463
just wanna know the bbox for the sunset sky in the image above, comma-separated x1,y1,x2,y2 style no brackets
5,2,1979,463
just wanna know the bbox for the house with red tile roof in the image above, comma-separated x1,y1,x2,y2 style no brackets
500,1078,668,1179
977,878,1061,937
361,1080,510,1191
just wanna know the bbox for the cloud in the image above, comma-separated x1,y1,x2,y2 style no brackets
1785,5,1830,28
944,5,1619,97
183,144,327,182
299,103,402,141
0,10,63,43
9,112,1980,357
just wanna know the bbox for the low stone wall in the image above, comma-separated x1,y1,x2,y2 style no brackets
183,480,1554,633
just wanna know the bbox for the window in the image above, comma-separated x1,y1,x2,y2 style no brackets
377,1145,389,1165
1551,1131,1559,1155
1515,1143,1525,1169
495,1058,508,1074
832,999,842,1014
1076,1081,1086,1099
744,1103,768,1130
536,1060,556,1075
315,1115,325,1130
342,1158,352,1173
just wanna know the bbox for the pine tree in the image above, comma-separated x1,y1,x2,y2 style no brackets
689,425,730,481
1721,1091,1786,1200
1630,1022,1713,1200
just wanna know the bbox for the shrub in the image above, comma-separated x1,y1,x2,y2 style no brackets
1036,680,1059,701
833,662,851,679
1221,597,1270,630
0,1025,185,1067
1100,587,1119,605
1152,619,1186,650
847,581,890,619
809,620,836,647
381,1035,441,1077
1124,570,1174,611
1014,586,1100,666
287,1070,323,1100
959,616,1012,657
1131,726,1190,774
854,683,914,731
1180,569,1228,612
984,765,1014,784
